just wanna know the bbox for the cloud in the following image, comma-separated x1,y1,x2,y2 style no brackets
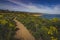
1,0,60,14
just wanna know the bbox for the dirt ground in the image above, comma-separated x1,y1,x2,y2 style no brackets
14,19,35,40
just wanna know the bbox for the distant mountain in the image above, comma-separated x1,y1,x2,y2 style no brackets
0,9,60,19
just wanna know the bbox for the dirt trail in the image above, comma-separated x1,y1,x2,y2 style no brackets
14,19,35,40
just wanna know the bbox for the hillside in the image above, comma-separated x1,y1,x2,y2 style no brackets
0,10,60,40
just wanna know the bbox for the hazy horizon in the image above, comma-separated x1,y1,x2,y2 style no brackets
0,0,60,14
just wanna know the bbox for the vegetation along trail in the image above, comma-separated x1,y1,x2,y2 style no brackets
13,18,35,40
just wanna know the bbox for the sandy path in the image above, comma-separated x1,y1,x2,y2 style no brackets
14,19,35,40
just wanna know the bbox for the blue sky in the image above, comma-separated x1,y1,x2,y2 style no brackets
0,0,60,14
